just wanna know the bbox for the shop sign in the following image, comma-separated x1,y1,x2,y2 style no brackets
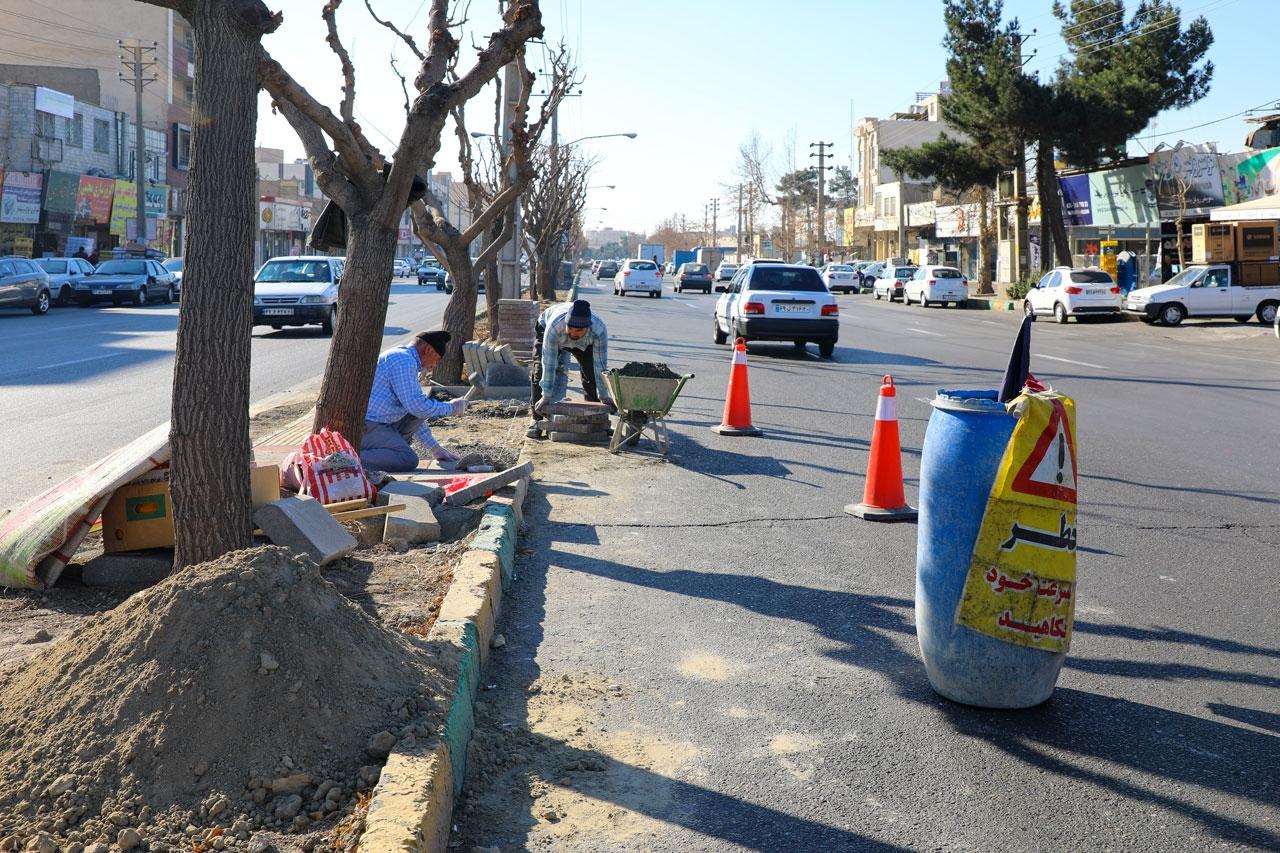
1087,165,1159,227
936,203,979,238
44,171,81,215
144,185,168,218
1219,147,1280,205
1058,174,1093,226
110,180,137,237
76,176,115,223
1149,143,1223,216
1,172,44,224
35,86,75,119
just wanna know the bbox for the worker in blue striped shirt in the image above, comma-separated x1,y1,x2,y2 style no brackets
359,330,468,472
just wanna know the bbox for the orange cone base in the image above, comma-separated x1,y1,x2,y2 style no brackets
844,501,918,523
711,424,763,437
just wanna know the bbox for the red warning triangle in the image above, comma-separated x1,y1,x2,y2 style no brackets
1010,399,1078,504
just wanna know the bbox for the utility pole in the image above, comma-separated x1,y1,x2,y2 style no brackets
736,184,744,256
809,141,834,263
119,41,158,250
747,183,755,255
1011,30,1031,284
709,198,720,248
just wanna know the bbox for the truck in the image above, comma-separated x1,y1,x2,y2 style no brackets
671,249,697,271
696,247,724,273
637,243,666,269
1124,219,1279,326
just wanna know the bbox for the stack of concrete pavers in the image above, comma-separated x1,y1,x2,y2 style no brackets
497,299,537,361
545,401,611,444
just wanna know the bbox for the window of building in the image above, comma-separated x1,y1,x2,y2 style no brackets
173,124,191,170
37,112,58,138
183,79,195,104
94,118,110,153
67,114,84,148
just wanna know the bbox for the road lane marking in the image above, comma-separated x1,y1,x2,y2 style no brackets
36,353,128,371
979,320,1002,326
1037,354,1106,369
908,327,944,336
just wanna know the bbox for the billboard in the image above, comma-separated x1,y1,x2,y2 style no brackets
1059,174,1093,226
1,172,44,224
1148,143,1223,217
1087,164,1159,227
936,203,980,238
109,179,137,237
1219,147,1280,205
76,176,115,223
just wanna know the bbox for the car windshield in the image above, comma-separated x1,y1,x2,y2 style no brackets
932,268,963,279
1162,267,1206,288
95,260,147,275
829,265,853,272
37,260,67,273
894,268,917,281
1069,270,1113,284
632,261,656,270
257,260,331,282
163,258,183,272
748,267,826,292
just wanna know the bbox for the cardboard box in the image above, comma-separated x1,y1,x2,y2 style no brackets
1239,262,1280,286
1236,222,1278,261
251,464,281,509
103,480,175,553
1192,223,1235,263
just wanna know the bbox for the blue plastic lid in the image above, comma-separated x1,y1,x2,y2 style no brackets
932,389,1010,414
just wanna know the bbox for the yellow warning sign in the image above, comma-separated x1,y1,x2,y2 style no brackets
956,392,1078,652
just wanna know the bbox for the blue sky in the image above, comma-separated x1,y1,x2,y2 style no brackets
256,0,1273,233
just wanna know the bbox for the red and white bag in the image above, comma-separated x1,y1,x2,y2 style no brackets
298,428,376,505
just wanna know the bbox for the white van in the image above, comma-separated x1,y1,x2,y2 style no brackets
253,255,344,334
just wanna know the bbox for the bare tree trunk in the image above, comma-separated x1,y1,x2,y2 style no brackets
977,188,994,295
312,216,399,445
436,241,480,384
1036,135,1072,270
168,0,273,568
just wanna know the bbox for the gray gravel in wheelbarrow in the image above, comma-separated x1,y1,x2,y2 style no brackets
614,361,681,379
0,546,454,853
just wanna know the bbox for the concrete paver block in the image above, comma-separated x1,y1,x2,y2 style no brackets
377,480,444,508
81,551,173,590
444,461,534,506
543,400,610,417
549,431,609,443
253,496,357,566
383,495,442,546
549,420,610,435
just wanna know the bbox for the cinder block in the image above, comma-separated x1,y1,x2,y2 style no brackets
377,480,444,508
549,431,609,443
383,496,442,546
253,496,357,566
81,551,173,590
549,420,609,434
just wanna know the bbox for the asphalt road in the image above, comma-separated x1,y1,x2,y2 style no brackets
461,275,1280,851
0,277,449,509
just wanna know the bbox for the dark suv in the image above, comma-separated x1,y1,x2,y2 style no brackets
0,257,53,315
595,260,619,280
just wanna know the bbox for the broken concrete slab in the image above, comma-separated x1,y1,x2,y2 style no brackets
82,550,173,590
253,496,357,566
444,461,534,507
383,495,442,546
377,480,444,508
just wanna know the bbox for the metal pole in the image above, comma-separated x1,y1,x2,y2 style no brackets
1012,31,1029,284
120,42,157,250
498,61,521,299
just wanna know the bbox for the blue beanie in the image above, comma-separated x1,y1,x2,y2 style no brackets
567,299,592,329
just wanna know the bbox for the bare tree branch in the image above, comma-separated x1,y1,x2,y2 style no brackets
363,0,426,60
321,0,358,127
270,96,360,211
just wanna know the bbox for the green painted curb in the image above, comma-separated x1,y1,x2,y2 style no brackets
472,504,516,589
436,618,481,796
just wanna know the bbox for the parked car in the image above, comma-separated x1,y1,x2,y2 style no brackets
1124,262,1279,326
905,265,969,308
674,262,713,294
417,260,446,289
75,258,178,306
1025,267,1121,323
871,264,918,302
715,261,739,282
252,255,344,334
36,257,95,305
713,262,839,357
161,257,184,300
614,259,662,297
0,256,53,315
820,263,860,294
595,260,619,280
392,258,412,277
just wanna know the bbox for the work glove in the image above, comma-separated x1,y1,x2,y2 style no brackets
431,446,460,464
449,398,468,415
533,395,552,418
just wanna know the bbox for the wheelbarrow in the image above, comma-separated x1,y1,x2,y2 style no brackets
603,368,694,455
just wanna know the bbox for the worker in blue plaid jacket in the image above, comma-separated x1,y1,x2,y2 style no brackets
359,330,468,472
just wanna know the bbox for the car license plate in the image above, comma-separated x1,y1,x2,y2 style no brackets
263,308,294,316
775,304,808,314
93,289,110,295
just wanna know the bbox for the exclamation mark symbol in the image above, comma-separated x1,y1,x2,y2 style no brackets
1056,433,1065,484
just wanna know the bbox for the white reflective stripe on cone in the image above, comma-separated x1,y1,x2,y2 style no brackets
732,349,748,366
875,393,897,422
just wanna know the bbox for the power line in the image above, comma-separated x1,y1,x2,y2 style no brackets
0,24,120,56
1138,97,1280,141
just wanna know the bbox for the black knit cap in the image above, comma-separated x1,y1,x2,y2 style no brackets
415,330,451,356
567,299,592,329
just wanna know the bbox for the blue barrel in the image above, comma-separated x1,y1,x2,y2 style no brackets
916,389,1067,708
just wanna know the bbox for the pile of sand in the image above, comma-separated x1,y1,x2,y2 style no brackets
0,547,453,852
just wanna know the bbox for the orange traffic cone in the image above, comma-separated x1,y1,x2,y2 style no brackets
845,374,917,522
711,337,763,436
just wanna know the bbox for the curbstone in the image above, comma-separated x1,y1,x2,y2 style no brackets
436,552,502,665
362,739,455,853
383,497,442,546
252,496,356,566
427,619,482,795
471,502,518,589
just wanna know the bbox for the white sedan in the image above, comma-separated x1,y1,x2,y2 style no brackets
904,265,969,307
614,259,663,297
821,263,860,293
1025,267,1122,323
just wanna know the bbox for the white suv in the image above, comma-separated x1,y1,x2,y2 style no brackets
1026,267,1121,323
614,259,663,298
253,255,344,334
904,265,969,307
713,263,839,357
